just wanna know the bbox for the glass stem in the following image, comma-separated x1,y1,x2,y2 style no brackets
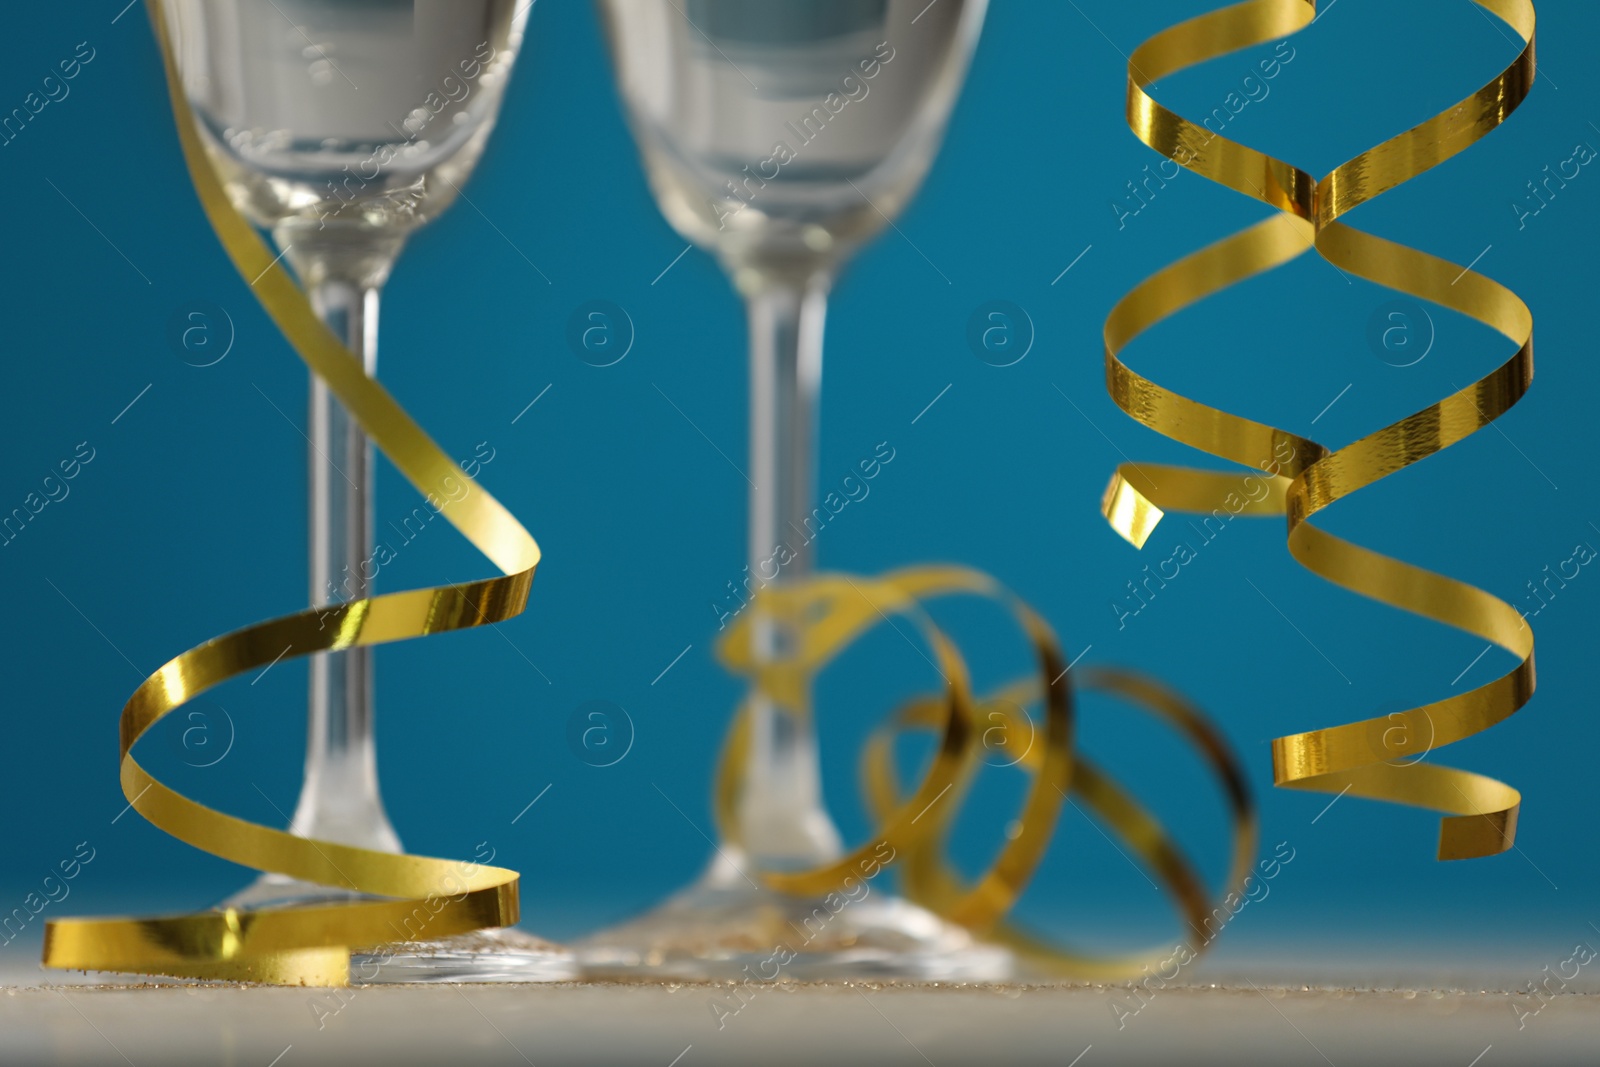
287,277,401,855
739,276,844,869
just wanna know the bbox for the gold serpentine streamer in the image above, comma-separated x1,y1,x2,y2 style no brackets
713,567,1256,978
42,3,540,986
1100,0,1534,860
859,663,1256,979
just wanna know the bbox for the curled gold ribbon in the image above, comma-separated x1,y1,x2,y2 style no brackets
43,3,540,985
714,568,1071,910
861,665,1256,979
1101,0,1534,859
713,567,1256,978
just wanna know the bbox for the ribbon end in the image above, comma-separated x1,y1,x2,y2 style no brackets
1101,470,1163,549
1437,802,1520,861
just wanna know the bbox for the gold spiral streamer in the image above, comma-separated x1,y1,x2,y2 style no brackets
712,567,1257,978
713,568,1072,910
1101,0,1535,860
859,666,1256,979
42,3,542,986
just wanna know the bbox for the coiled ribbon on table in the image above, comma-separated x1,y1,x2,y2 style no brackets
42,3,539,986
713,568,1256,979
1099,0,1535,859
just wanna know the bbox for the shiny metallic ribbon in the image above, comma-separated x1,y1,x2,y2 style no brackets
1100,0,1534,860
714,568,1255,978
43,3,539,986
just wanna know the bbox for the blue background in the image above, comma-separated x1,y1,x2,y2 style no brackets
1,0,1595,980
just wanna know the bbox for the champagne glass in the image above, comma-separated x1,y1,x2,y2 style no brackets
581,0,1007,979
158,0,574,982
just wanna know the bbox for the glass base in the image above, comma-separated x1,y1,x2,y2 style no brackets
350,927,578,984
575,852,1014,981
219,873,578,984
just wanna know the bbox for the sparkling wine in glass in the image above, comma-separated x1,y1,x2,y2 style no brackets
581,0,1008,980
158,0,574,982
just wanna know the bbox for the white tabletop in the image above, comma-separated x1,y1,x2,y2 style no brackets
3,975,1596,1066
